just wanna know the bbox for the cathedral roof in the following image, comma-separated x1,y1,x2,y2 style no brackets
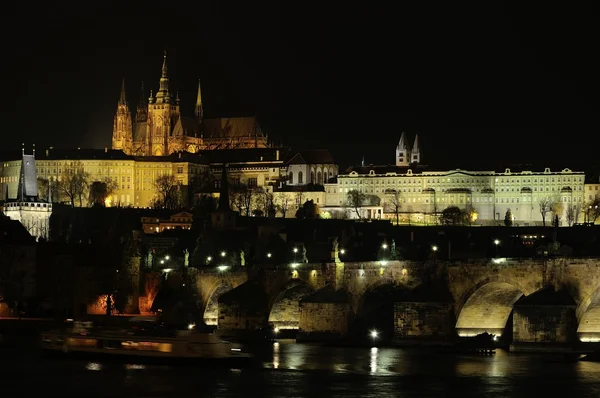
202,117,263,139
180,117,200,136
199,147,291,164
285,149,335,165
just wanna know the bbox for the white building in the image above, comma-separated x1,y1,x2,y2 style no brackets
323,134,586,225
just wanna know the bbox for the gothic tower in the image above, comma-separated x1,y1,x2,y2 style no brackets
147,51,180,156
112,79,133,154
135,81,148,122
411,134,421,164
195,79,203,123
396,132,410,166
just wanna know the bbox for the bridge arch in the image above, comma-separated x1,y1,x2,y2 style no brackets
203,281,234,326
576,284,600,342
352,281,413,341
268,279,315,330
455,277,529,337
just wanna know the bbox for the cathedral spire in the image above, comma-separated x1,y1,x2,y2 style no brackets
411,134,421,164
397,131,407,149
135,81,148,122
119,78,127,105
155,51,171,103
195,79,203,121
396,132,410,167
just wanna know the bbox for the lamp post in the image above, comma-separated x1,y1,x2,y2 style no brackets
494,239,500,257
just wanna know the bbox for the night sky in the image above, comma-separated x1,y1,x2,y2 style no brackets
5,2,598,170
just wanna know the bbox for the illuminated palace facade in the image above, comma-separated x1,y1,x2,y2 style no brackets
113,52,268,156
323,133,587,225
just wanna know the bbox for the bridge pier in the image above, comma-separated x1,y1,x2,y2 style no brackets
297,285,351,341
510,286,579,352
394,302,455,344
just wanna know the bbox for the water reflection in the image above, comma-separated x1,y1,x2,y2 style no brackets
370,347,377,373
3,343,600,397
272,341,279,369
85,362,102,371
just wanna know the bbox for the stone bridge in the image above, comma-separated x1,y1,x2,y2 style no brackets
183,258,600,346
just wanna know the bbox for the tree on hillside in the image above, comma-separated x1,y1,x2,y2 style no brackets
57,162,90,207
504,209,513,226
384,189,402,225
295,199,320,219
89,178,119,206
566,204,577,226
551,198,564,225
153,175,182,210
440,206,463,225
230,184,254,216
538,197,553,227
462,206,478,226
346,189,367,219
37,177,60,202
587,195,600,224
274,192,291,218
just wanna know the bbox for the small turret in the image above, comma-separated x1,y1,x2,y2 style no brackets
411,134,421,164
195,79,203,122
396,132,409,166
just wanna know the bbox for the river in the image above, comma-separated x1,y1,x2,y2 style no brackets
2,340,600,397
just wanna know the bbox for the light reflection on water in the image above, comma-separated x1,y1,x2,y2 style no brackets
3,343,600,397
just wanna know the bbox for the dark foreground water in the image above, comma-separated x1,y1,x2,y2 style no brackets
2,341,600,397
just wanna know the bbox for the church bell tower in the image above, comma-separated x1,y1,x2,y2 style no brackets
147,51,179,156
112,79,133,154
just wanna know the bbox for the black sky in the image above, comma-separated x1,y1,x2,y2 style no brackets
4,2,599,169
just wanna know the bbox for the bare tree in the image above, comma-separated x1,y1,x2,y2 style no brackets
551,197,564,225
566,204,576,226
346,189,367,219
230,184,254,216
538,197,553,226
587,195,600,224
274,192,291,217
57,161,90,207
89,178,119,206
37,177,59,202
154,175,182,210
294,191,304,212
384,189,402,225
573,203,582,224
261,189,276,217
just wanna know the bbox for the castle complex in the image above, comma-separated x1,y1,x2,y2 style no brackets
1,53,598,231
112,52,267,156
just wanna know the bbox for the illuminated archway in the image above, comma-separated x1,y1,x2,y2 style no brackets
455,281,525,337
577,285,600,342
353,283,411,341
203,282,233,326
268,280,314,330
